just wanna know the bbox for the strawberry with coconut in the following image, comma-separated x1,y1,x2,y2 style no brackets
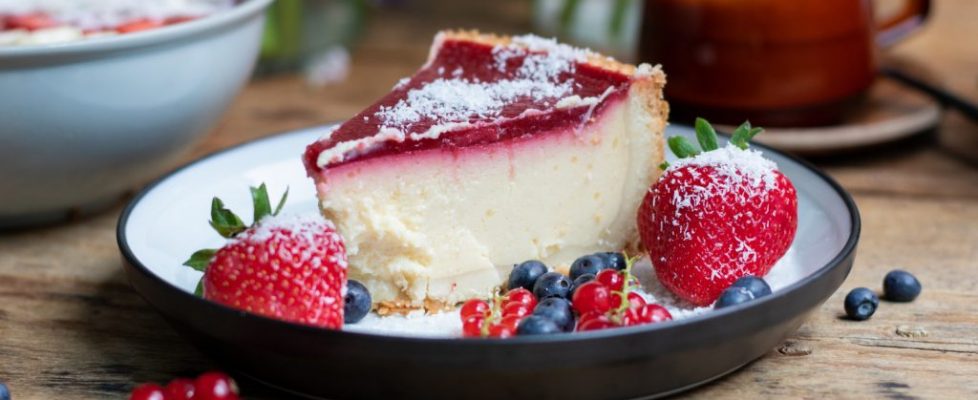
183,184,367,330
637,119,798,306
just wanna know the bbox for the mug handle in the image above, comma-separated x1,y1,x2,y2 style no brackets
876,0,931,47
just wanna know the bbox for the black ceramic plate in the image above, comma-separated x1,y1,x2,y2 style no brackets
117,124,860,399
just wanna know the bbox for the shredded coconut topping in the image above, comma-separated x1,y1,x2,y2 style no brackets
375,35,589,130
667,144,780,203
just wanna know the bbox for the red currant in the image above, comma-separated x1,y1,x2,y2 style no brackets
641,304,673,323
488,321,516,338
571,281,611,315
164,378,195,400
504,288,537,309
129,383,165,400
460,299,490,320
610,291,647,310
576,313,615,331
462,314,485,337
194,371,239,400
596,269,625,291
502,302,532,318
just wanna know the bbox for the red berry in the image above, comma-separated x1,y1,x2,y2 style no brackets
488,322,516,338
504,288,537,309
116,19,164,33
164,378,195,400
502,302,532,318
462,314,485,337
641,304,673,323
129,383,165,400
610,291,647,310
596,269,625,291
576,313,615,331
571,281,611,315
499,315,523,330
637,157,798,306
194,372,239,400
203,217,347,329
460,299,490,320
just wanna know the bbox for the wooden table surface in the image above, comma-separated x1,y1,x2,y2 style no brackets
2,1,977,399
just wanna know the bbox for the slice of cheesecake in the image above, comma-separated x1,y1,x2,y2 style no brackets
303,30,668,312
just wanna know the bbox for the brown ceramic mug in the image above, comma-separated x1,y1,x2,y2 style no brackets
640,0,931,126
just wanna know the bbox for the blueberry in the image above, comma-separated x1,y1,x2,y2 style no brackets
508,260,548,291
844,287,879,321
883,270,921,302
714,287,755,309
344,280,371,324
532,297,575,332
533,272,573,299
569,273,596,299
569,254,607,280
601,252,628,271
730,276,772,299
517,315,563,335
0,382,9,400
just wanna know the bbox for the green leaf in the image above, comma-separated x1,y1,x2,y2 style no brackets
694,117,719,152
209,197,246,238
194,278,204,297
251,183,273,222
273,187,289,216
658,161,670,170
730,121,764,150
668,136,701,159
182,249,217,272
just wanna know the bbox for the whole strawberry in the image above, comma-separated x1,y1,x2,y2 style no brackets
183,184,348,328
637,119,797,306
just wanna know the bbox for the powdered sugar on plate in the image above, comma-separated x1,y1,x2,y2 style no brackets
342,249,804,338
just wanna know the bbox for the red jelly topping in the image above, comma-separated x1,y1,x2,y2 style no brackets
304,36,634,173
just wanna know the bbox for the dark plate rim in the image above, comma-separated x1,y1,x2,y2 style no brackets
116,123,861,346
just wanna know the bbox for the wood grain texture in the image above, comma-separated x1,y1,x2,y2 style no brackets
2,1,977,398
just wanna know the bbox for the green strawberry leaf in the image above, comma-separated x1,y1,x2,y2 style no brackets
730,121,764,150
194,278,204,297
694,118,720,152
209,197,246,238
273,187,289,216
658,161,670,170
668,136,700,159
182,249,217,272
251,183,273,222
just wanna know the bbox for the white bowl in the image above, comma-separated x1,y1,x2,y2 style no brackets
0,0,274,228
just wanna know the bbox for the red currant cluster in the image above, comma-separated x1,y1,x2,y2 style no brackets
129,371,239,400
460,288,537,338
573,268,672,331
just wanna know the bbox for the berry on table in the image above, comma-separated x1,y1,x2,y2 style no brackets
533,272,573,299
129,383,165,400
164,378,196,400
883,270,921,302
194,371,239,400
730,276,772,298
570,254,607,280
0,382,9,400
532,297,575,332
844,288,879,321
344,280,372,324
508,260,548,291
517,315,563,335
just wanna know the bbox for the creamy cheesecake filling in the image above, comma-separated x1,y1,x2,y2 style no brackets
313,92,662,308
